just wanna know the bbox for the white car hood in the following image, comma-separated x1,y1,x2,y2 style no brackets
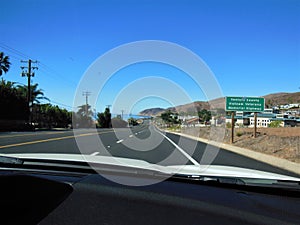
3,153,300,181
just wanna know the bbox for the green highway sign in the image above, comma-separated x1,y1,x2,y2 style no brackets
225,96,265,112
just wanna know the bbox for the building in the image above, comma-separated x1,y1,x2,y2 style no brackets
225,111,251,127
225,110,299,128
248,113,298,127
248,113,275,128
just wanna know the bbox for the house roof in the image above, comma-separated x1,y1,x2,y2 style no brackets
185,117,199,123
247,113,277,118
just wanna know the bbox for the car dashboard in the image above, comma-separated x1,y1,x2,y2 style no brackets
0,164,299,225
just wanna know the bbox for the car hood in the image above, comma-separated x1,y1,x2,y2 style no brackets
3,153,300,181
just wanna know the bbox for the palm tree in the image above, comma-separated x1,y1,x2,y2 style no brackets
0,78,16,90
0,52,11,76
77,104,93,118
75,104,94,128
17,83,50,104
0,79,27,120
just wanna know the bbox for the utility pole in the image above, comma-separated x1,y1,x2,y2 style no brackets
21,59,38,124
82,91,91,116
93,108,97,119
121,110,124,120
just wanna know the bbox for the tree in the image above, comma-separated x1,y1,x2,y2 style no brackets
128,117,138,126
266,99,273,108
0,78,72,130
32,104,72,128
0,79,27,120
77,104,93,118
161,110,180,127
75,104,94,128
97,112,106,128
96,107,111,128
0,79,15,89
104,107,112,128
287,97,293,104
0,52,11,76
198,109,212,122
17,83,50,104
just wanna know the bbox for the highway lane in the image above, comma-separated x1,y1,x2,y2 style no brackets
0,126,191,166
0,124,299,177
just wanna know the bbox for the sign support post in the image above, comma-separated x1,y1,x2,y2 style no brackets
231,111,234,143
254,112,257,138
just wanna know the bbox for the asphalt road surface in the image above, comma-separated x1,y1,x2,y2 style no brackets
0,123,299,178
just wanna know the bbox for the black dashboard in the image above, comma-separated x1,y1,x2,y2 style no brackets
0,167,299,225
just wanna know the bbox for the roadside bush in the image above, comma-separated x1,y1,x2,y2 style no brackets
236,131,243,137
168,125,181,131
269,121,281,128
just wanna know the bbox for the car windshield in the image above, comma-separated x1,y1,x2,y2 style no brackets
0,0,300,186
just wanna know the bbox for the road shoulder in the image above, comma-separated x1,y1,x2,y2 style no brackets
165,130,300,176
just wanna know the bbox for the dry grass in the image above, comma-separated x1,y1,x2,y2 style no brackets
181,126,300,163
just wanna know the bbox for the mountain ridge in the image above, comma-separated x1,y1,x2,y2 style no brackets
138,92,300,116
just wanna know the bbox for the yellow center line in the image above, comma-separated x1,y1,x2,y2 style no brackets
0,131,114,149
0,131,69,139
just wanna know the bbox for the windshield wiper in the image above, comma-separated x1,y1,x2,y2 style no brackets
242,178,300,189
0,156,24,165
171,174,246,185
171,173,300,191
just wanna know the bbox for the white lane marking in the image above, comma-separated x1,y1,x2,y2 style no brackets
90,152,99,156
116,139,124,143
155,128,200,166
129,135,133,138
107,145,111,148
135,133,138,135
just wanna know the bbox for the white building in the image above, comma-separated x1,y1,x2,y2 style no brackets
249,115,273,128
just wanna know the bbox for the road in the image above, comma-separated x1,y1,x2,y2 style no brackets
0,123,299,178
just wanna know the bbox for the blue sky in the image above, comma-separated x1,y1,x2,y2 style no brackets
1,0,299,114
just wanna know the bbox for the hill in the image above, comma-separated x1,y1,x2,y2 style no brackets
138,92,300,116
167,101,210,114
263,92,300,107
139,108,165,116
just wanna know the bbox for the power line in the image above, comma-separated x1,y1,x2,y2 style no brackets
37,62,78,87
0,44,79,112
0,43,32,59
48,100,75,110
1,52,22,61
0,45,25,63
0,43,77,87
